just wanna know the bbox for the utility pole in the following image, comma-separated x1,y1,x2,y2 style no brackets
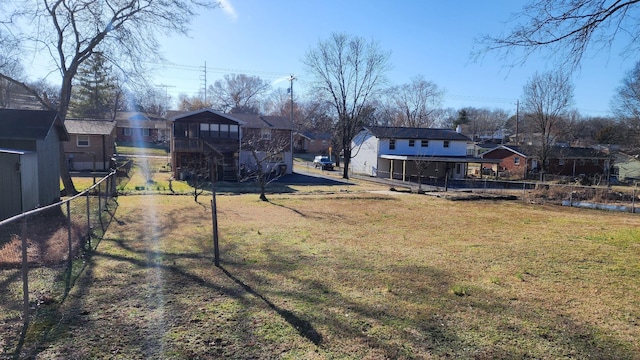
515,100,519,145
201,62,208,106
288,74,296,126
155,84,175,114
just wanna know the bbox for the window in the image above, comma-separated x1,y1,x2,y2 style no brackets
210,123,220,137
443,140,450,148
322,140,327,145
261,128,272,140
229,124,239,138
409,139,415,147
389,139,396,150
77,135,90,147
124,128,132,136
200,123,210,138
514,157,520,166
142,128,150,137
593,158,599,165
220,124,229,138
421,140,429,147
559,159,565,166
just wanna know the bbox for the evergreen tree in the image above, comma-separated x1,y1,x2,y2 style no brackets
69,53,120,119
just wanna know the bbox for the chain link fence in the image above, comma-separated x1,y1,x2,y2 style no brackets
0,165,127,358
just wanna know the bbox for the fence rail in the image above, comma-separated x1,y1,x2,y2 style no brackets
0,168,123,359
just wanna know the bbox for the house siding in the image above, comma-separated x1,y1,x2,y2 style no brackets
351,131,379,176
66,134,115,171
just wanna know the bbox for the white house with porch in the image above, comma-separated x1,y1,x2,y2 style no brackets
351,126,484,182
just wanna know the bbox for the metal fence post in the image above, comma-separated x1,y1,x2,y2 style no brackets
21,216,29,328
66,201,73,292
86,193,91,248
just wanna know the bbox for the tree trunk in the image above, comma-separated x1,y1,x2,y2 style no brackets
342,148,351,179
58,73,78,195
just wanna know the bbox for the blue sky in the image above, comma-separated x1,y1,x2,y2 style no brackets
150,1,632,117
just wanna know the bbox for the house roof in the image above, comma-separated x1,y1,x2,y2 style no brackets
296,131,332,141
169,109,295,130
483,145,610,159
64,119,116,135
227,113,295,130
481,145,528,159
115,112,167,122
364,126,470,141
0,109,69,141
547,146,610,159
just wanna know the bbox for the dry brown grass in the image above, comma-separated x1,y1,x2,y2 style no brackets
4,187,637,359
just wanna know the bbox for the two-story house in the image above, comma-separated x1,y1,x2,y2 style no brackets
350,126,479,181
170,109,294,181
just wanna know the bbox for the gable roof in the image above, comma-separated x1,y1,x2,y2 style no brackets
0,109,69,141
64,119,116,135
364,126,470,141
481,145,528,159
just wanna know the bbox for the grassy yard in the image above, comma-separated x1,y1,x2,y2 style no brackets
13,186,640,359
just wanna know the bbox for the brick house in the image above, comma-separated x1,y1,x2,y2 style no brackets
293,131,332,154
115,112,171,145
64,119,116,171
482,145,612,179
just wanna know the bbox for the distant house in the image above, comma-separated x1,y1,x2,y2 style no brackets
350,126,482,181
482,145,612,179
64,119,116,171
170,110,295,181
613,152,640,183
0,109,69,220
293,131,332,154
115,112,171,145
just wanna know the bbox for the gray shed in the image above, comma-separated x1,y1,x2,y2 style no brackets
0,149,38,220
0,109,69,220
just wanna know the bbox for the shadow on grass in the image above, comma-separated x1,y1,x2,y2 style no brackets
16,197,640,359
8,199,118,359
219,266,323,346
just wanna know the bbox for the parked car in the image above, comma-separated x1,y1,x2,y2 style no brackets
313,155,334,170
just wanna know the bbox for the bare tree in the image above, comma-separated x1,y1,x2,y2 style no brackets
521,71,575,176
209,74,271,114
457,107,510,142
177,93,212,111
1,0,218,194
384,75,444,128
240,129,291,202
612,60,640,139
304,33,391,179
475,0,640,71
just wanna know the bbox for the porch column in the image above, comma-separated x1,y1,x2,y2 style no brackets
390,160,394,180
402,160,406,181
